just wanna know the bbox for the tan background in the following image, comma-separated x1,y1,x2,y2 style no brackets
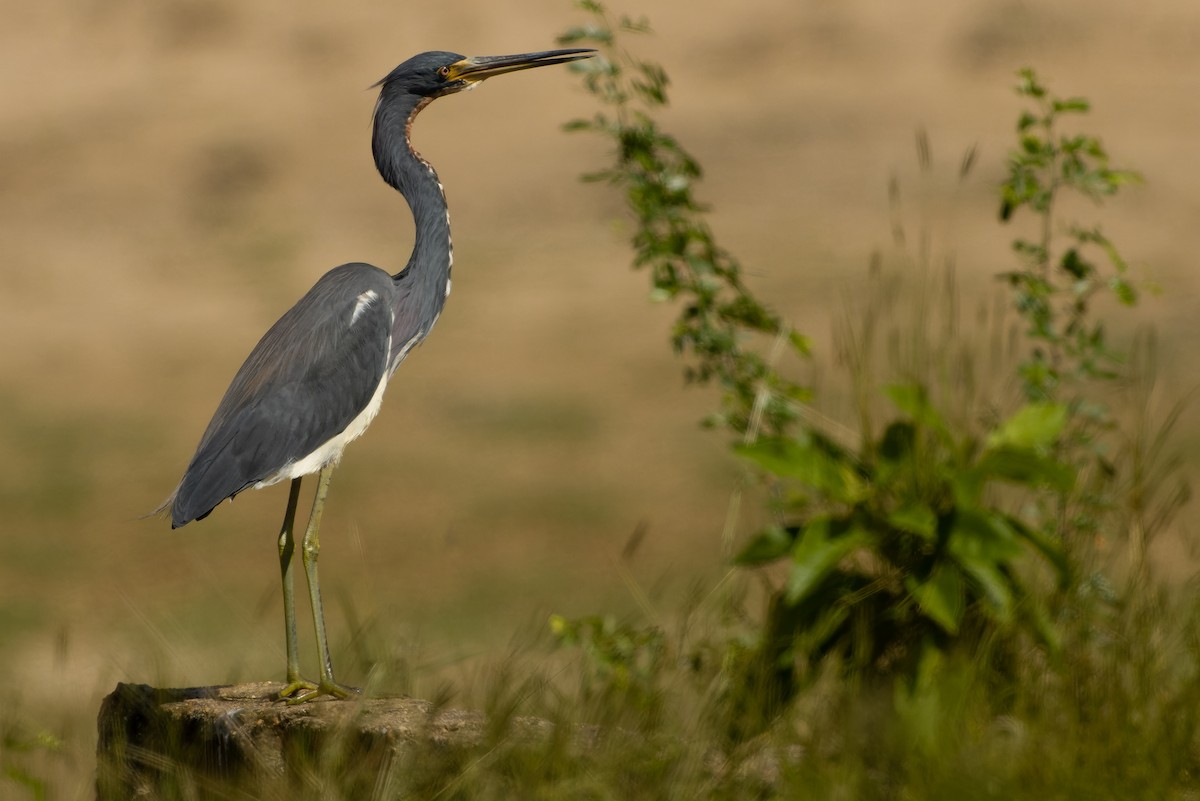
1,0,1197,794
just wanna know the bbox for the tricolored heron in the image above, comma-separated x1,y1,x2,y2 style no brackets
159,48,596,703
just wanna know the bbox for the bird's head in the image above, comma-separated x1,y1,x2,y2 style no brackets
374,48,596,99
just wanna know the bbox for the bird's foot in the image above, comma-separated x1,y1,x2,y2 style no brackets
278,677,319,701
283,679,361,704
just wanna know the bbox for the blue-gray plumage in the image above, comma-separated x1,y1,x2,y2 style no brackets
169,264,397,527
160,48,595,703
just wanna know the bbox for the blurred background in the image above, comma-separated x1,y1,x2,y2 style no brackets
1,0,1198,794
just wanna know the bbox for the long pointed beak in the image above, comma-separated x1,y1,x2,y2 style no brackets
446,48,596,84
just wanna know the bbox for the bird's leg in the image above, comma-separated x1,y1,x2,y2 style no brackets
277,477,318,700
288,463,360,703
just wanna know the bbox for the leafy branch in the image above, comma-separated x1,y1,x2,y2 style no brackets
999,68,1141,403
560,1,807,436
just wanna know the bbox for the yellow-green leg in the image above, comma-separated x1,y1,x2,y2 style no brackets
287,464,359,703
277,477,318,700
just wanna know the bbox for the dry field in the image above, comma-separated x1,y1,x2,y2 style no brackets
2,0,1198,794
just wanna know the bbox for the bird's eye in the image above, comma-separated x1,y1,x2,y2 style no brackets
437,66,450,78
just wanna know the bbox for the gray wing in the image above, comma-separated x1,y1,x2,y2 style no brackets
169,263,394,527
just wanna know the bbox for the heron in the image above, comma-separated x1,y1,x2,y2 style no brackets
159,48,596,703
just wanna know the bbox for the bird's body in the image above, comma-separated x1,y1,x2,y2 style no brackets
161,47,594,702
168,60,460,528
169,263,405,526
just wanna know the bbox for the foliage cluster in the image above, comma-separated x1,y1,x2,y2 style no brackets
999,67,1140,404
561,0,809,436
553,0,1195,783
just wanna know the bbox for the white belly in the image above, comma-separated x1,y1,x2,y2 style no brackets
256,372,390,488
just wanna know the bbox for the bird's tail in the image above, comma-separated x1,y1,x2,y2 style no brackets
141,486,182,527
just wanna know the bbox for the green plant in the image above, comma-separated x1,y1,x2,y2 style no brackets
560,1,809,436
999,68,1140,406
557,3,1150,738
734,390,1071,661
2,717,61,801
549,613,668,727
728,66,1150,713
997,69,1153,581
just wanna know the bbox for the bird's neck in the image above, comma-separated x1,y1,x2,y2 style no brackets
372,93,453,293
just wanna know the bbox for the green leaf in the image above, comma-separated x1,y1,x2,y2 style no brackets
733,524,794,566
905,565,965,634
947,511,1021,622
788,329,812,357
1109,275,1138,306
878,421,917,463
888,503,937,542
1052,97,1091,114
1060,248,1092,280
1024,593,1063,652
618,14,653,33
1106,168,1143,187
558,24,613,45
736,434,865,503
999,197,1015,222
794,601,852,655
885,384,952,442
949,509,1024,564
975,446,1075,491
1015,68,1046,99
785,518,871,605
884,383,925,418
955,554,1015,623
1006,516,1070,585
986,402,1067,451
